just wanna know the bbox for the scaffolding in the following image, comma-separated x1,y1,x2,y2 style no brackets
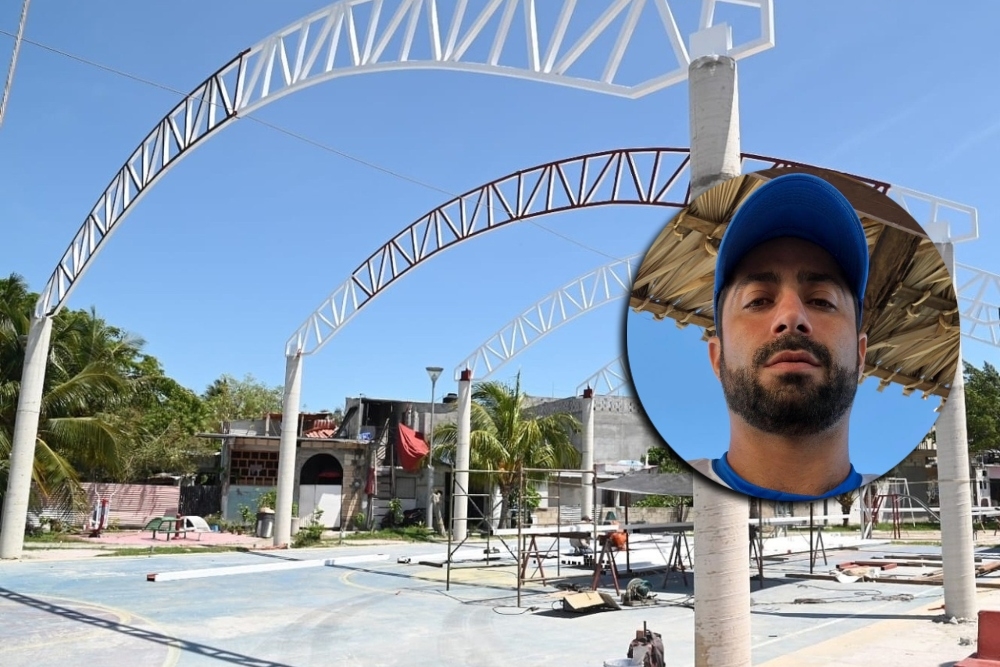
444,466,601,607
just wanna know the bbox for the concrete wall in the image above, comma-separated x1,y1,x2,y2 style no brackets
528,395,668,465
224,485,272,522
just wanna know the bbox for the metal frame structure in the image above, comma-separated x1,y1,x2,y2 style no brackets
577,356,630,396
453,255,640,380
285,148,693,356
286,150,885,358
585,260,1000,396
1,0,778,560
956,263,1000,347
32,0,773,320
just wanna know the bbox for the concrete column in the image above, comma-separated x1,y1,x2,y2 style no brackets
0,315,53,559
689,26,752,667
274,353,303,548
581,388,595,518
453,369,472,542
693,477,752,667
689,60,741,194
935,241,977,621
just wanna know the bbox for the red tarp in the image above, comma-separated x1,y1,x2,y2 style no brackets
397,424,429,472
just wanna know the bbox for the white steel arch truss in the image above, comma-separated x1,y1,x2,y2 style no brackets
284,150,908,358
584,263,1000,397
34,0,773,319
956,263,1000,347
577,356,631,396
285,147,703,356
455,255,640,380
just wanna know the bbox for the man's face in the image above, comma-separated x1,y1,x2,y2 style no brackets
708,237,868,438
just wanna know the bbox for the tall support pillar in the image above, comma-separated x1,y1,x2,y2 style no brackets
274,353,303,548
453,369,472,542
693,479,751,666
689,26,751,667
0,315,53,559
935,240,977,620
581,387,595,517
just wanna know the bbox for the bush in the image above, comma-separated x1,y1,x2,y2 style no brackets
633,494,686,508
257,490,276,511
293,522,325,547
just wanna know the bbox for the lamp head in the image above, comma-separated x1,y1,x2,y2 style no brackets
426,366,444,383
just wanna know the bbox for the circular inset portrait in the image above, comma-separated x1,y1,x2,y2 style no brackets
626,167,960,501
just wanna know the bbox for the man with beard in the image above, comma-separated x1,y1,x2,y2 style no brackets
687,173,880,501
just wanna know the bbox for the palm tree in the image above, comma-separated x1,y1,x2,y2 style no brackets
433,374,581,528
0,274,143,511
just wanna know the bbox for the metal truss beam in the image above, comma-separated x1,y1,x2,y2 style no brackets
455,255,639,380
286,147,706,356
956,263,1000,347
587,261,1000,396
888,186,979,244
288,150,996,363
577,356,630,396
34,0,773,319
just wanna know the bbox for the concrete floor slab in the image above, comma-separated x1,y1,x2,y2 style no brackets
0,540,996,666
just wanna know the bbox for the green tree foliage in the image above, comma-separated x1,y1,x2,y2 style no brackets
433,374,581,528
1,274,147,507
645,444,687,473
0,273,239,516
113,371,214,482
965,361,1000,453
202,373,283,426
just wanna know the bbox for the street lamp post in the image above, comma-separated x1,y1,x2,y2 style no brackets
425,366,443,531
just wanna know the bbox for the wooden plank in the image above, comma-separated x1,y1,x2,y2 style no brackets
851,560,899,570
786,572,1000,589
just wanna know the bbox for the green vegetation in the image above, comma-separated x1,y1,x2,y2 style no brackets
645,445,686,473
202,374,283,426
292,508,325,547
966,361,1000,453
23,532,87,544
342,526,437,542
97,545,243,557
433,373,580,529
0,273,291,520
633,494,687,508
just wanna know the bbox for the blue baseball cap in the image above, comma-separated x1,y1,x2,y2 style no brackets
712,173,869,331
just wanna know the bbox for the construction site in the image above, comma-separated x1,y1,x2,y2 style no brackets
2,1,1000,666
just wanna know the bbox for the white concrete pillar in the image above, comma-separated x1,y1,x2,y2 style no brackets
452,369,472,542
581,388,595,518
689,26,752,667
693,477,752,667
0,315,53,559
689,42,742,195
451,368,472,542
935,241,977,621
274,353,303,548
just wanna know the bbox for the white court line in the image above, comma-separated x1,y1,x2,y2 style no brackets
146,554,390,582
750,587,943,650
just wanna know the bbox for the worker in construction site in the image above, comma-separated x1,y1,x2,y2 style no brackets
688,173,881,501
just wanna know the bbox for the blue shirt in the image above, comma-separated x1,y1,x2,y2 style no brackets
711,454,864,501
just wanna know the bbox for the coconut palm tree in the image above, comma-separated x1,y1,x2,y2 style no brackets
433,374,581,528
0,274,142,510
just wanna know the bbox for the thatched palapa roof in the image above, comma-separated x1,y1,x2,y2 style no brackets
629,166,959,401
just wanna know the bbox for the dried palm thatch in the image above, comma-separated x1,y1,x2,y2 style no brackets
629,166,959,401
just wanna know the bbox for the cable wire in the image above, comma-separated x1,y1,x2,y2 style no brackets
0,0,32,131
0,27,625,262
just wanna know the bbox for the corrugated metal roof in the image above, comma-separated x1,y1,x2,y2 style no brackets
84,483,181,527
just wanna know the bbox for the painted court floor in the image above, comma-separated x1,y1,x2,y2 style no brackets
0,540,995,667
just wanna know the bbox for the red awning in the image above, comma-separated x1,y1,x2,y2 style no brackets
397,424,429,473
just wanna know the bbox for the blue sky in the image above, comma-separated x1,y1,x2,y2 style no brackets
0,0,997,436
